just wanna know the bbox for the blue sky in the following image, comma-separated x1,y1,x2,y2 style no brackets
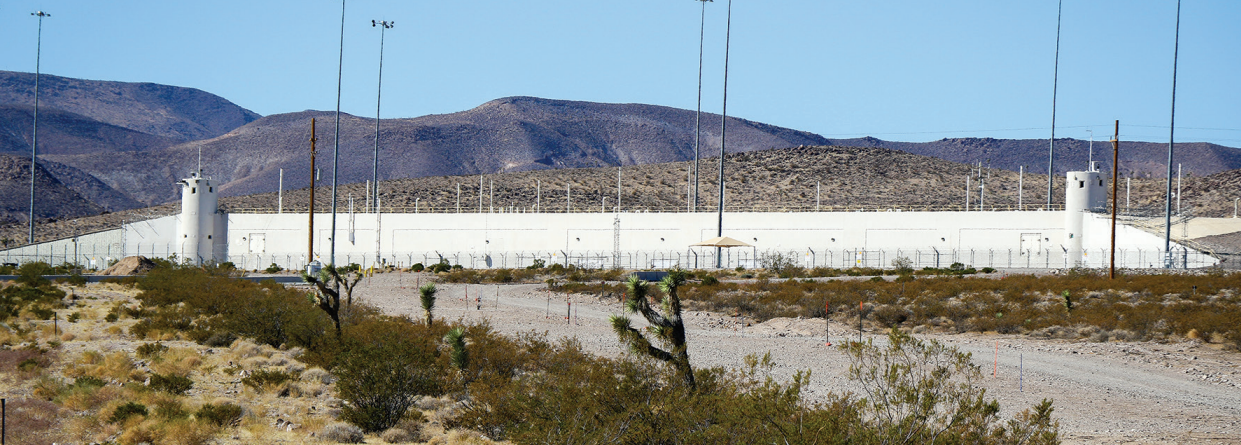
2,1,1238,145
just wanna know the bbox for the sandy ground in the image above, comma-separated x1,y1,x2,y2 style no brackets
338,272,1241,445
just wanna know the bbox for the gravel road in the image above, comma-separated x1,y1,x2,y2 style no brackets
342,273,1241,445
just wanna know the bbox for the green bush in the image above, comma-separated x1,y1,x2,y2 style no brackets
149,373,193,395
109,402,148,423
527,258,546,270
196,403,244,426
135,342,168,359
241,369,297,391
410,263,425,272
264,263,283,273
700,275,719,286
336,318,443,433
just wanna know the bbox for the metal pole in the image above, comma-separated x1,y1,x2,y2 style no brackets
278,168,284,214
29,11,50,244
966,175,971,211
1127,177,1131,213
1018,166,1024,210
617,167,622,212
490,179,494,213
1110,120,1119,279
1163,0,1181,268
715,0,733,268
1047,0,1062,206
456,183,461,213
372,20,393,213
331,0,346,267
691,0,709,212
478,175,483,213
567,183,571,213
309,119,317,263
1176,164,1182,215
1088,129,1094,169
816,180,820,211
536,179,541,213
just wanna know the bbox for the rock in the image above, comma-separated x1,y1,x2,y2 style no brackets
99,256,157,275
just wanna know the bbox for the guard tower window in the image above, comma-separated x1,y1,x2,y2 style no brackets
1098,179,1103,186
1078,181,1084,188
209,187,213,192
192,187,196,193
207,235,212,239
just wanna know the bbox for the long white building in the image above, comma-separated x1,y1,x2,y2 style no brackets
1,169,1223,271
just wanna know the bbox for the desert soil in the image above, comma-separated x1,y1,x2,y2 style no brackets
340,272,1241,445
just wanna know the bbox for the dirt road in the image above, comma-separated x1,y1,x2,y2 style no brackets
346,273,1241,445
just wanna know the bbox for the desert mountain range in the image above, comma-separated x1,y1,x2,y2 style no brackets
1,70,1240,231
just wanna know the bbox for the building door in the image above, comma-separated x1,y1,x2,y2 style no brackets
248,233,266,254
1020,233,1042,253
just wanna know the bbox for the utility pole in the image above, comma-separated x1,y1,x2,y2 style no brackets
1047,0,1063,207
1018,166,1024,210
278,169,284,214
28,11,51,244
330,0,347,267
715,0,734,268
371,19,394,213
690,0,711,212
309,119,318,264
1110,121,1119,279
1163,0,1182,268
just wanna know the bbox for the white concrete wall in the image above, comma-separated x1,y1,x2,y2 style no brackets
3,209,1216,270
0,228,123,269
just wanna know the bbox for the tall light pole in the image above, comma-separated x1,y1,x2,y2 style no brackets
690,0,711,212
28,11,51,244
1047,0,1062,207
371,19,394,214
1163,0,1181,268
331,0,346,267
715,0,733,268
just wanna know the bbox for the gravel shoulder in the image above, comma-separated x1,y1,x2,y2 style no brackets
346,273,1241,445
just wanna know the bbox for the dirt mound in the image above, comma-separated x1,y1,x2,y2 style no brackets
100,256,156,275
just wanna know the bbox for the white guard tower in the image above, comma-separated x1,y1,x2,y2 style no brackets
1064,162,1108,267
176,172,222,264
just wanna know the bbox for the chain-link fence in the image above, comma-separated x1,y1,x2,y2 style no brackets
4,242,1222,272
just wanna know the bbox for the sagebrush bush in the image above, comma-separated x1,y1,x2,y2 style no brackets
149,373,193,395
109,401,149,423
196,402,243,426
241,369,297,392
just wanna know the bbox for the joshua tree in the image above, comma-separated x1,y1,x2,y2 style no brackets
419,283,437,326
444,327,468,373
302,264,363,339
609,270,695,389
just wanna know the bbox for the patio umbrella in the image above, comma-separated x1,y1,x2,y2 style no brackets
691,236,752,248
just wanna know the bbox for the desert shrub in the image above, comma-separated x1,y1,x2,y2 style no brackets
149,373,193,395
110,401,149,423
381,427,419,443
700,275,719,286
58,272,88,287
241,369,297,391
74,375,107,389
528,258,546,270
844,329,1059,443
410,262,425,272
322,422,365,443
264,263,283,273
196,402,244,426
136,342,169,359
203,331,238,347
336,317,443,433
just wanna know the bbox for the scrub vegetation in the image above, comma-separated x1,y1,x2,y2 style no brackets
0,261,1069,444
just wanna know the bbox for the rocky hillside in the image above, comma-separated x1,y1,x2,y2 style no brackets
0,154,102,232
0,71,260,141
830,136,1241,178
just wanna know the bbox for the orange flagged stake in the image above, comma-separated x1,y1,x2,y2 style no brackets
825,300,831,346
